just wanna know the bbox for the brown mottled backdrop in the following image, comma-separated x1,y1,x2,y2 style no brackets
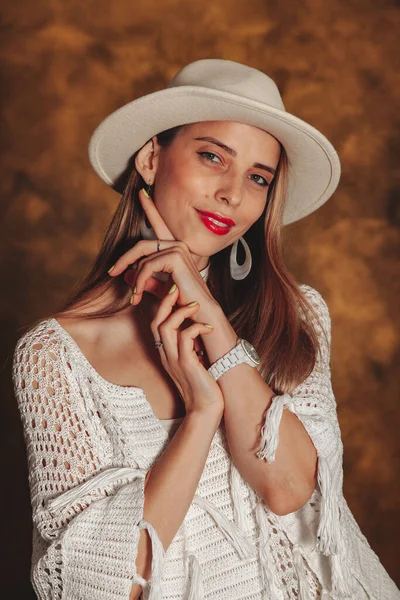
1,0,399,596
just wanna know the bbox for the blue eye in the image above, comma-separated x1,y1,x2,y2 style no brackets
198,151,221,163
250,174,269,188
198,152,269,188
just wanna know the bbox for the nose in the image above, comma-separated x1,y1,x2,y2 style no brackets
216,171,244,207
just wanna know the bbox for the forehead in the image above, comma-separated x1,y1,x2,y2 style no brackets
177,120,281,158
180,121,279,146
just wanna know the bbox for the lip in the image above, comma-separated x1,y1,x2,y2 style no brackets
196,210,233,236
197,210,235,227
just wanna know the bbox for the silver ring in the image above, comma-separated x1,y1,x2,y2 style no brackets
154,340,163,349
157,239,161,252
196,350,205,356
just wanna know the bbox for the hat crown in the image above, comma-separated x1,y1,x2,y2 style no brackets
167,59,285,111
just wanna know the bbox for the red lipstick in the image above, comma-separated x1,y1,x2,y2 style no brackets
196,210,234,236
198,210,235,226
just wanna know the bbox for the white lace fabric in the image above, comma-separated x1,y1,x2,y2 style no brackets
12,284,400,599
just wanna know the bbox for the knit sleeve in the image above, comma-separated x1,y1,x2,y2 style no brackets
255,285,352,598
12,324,163,600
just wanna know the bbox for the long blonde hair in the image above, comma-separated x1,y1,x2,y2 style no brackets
28,125,327,395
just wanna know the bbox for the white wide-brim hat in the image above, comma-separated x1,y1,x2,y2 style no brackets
89,59,340,226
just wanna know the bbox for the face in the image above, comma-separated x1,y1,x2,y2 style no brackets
136,121,281,267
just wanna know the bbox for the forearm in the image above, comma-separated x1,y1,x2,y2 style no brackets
130,409,221,599
199,305,317,516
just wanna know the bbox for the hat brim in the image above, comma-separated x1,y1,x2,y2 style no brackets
88,86,340,226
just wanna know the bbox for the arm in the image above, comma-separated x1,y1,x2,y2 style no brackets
197,285,332,517
13,323,223,600
197,285,352,600
130,409,221,600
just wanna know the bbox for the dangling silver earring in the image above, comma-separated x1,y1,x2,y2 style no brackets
230,236,252,280
139,180,157,240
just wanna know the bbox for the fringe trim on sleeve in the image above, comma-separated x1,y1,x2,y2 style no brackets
131,571,148,588
292,544,312,600
193,495,256,560
256,393,296,463
186,553,205,600
329,551,354,599
229,461,249,533
139,518,166,600
316,455,341,556
46,467,146,517
254,395,355,599
254,499,284,598
182,493,257,600
313,455,353,598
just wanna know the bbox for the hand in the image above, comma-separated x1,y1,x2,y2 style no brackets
149,280,224,418
109,188,221,324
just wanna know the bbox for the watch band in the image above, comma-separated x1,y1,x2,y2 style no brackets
208,338,259,381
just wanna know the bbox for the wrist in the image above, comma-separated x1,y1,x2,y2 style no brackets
196,306,238,364
184,407,223,429
191,296,223,323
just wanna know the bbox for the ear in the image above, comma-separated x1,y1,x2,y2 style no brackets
135,135,161,185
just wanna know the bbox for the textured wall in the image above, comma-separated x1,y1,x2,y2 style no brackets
1,0,399,595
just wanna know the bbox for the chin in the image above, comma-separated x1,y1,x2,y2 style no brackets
179,233,225,258
171,217,234,256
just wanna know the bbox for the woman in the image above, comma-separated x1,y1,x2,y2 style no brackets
13,59,399,599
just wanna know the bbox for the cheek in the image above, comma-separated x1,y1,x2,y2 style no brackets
246,198,267,223
156,152,191,193
156,154,204,207
152,158,195,228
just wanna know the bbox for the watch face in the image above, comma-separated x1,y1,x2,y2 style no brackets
242,339,261,365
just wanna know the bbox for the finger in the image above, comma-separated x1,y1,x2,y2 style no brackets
125,270,166,298
158,300,201,331
150,284,181,330
178,323,214,364
124,263,138,287
153,296,200,361
109,240,179,277
125,265,173,300
138,187,176,242
124,269,136,287
150,284,180,342
130,251,183,304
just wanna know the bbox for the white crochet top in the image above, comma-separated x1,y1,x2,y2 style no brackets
12,284,399,600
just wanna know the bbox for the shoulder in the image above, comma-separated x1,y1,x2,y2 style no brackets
13,316,99,360
12,319,70,411
298,283,330,314
12,315,103,378
13,318,59,357
297,283,332,346
12,318,69,383
298,284,331,321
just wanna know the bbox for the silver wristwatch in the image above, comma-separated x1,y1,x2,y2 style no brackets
207,338,261,381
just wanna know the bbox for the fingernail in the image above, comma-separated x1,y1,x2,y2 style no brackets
168,283,177,294
187,301,198,307
141,188,150,198
204,323,213,329
108,264,115,274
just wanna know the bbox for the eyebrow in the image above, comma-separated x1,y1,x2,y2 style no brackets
194,136,276,176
